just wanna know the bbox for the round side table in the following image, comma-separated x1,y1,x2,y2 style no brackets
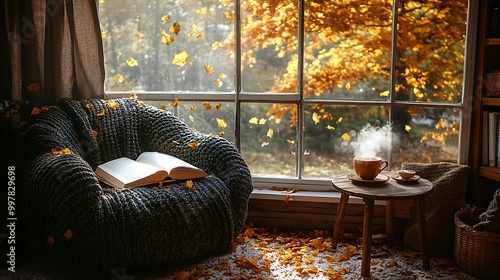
331,173,433,279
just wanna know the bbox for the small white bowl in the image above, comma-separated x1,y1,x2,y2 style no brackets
398,169,416,179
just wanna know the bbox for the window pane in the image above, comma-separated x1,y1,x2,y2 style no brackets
391,106,460,168
99,0,235,92
395,0,468,103
240,103,298,176
303,104,389,178
240,1,299,93
144,100,235,144
304,0,393,100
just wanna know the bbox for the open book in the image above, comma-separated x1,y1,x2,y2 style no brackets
95,152,207,189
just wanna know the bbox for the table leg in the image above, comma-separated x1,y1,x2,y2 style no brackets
332,193,349,248
361,198,374,279
416,198,430,269
386,200,394,246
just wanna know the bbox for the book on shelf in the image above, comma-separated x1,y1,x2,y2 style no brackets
95,151,207,189
484,111,500,167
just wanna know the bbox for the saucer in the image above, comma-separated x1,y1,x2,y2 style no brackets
391,174,420,183
346,173,390,183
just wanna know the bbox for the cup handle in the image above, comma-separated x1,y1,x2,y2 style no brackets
380,160,388,173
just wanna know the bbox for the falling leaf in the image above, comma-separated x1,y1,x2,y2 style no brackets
159,105,167,110
196,8,207,15
171,98,179,107
188,32,195,38
129,93,138,100
169,22,181,35
161,30,175,45
161,15,170,23
259,118,266,125
196,33,205,39
212,41,222,50
215,103,222,110
249,117,258,124
326,125,335,130
214,78,223,87
405,124,411,132
192,24,200,32
218,131,224,137
92,130,98,139
126,58,138,67
118,75,125,83
187,142,200,149
136,32,144,39
291,151,296,158
261,142,269,147
202,101,211,110
216,118,227,129
172,51,190,67
312,112,321,124
47,236,55,245
267,128,274,138
139,101,145,106
189,115,195,122
117,52,122,59
341,132,350,141
287,140,295,145
337,117,343,123
223,11,235,20
26,82,41,92
86,104,95,111
96,109,105,117
380,90,390,97
190,105,196,111
346,82,352,91
204,65,214,74
31,107,42,115
136,14,141,22
64,229,73,240
106,100,119,109
219,73,227,79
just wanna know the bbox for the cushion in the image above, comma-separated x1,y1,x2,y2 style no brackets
401,162,469,257
475,189,500,232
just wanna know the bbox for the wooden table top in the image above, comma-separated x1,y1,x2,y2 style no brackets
332,172,433,200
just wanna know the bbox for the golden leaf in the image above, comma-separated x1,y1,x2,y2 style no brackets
169,22,181,35
346,82,352,91
196,33,204,39
126,58,138,67
189,115,195,122
96,109,105,117
117,52,122,59
312,112,321,124
92,130,98,139
190,105,196,111
202,101,211,110
187,32,195,38
337,117,343,123
47,236,55,245
139,101,145,106
161,30,175,45
171,98,179,107
380,90,390,97
161,15,170,23
159,105,167,110
249,117,258,124
326,125,335,130
215,103,222,110
172,51,189,67
64,229,73,240
129,92,138,100
341,132,350,141
118,75,125,83
31,107,42,115
405,124,411,132
187,142,200,149
204,65,214,74
136,14,141,22
287,140,295,145
267,128,274,138
106,100,119,109
259,118,266,125
196,8,207,15
218,131,224,137
223,11,234,20
86,104,95,111
214,78,223,87
26,82,41,92
49,148,72,156
192,24,200,32
219,73,227,79
136,32,144,39
216,118,227,129
212,41,222,50
189,60,195,65
284,195,293,202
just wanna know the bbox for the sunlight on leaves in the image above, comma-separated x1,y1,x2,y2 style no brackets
192,24,200,32
287,140,295,145
261,142,269,147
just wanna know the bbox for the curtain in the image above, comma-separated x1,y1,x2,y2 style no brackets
3,0,104,108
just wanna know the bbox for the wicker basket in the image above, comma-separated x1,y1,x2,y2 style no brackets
454,207,500,280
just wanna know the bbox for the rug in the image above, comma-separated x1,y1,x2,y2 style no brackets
1,225,481,280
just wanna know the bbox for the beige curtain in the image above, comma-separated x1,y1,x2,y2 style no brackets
4,0,104,107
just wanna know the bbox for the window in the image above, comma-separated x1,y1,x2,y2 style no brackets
99,0,476,190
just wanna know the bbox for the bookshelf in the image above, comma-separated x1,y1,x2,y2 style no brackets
469,0,500,205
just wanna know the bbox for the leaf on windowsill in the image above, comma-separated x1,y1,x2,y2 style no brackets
129,92,138,100
202,101,211,110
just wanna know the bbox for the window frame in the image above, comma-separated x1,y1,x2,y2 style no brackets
104,0,479,191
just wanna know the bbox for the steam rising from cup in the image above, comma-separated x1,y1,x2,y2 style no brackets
342,123,397,157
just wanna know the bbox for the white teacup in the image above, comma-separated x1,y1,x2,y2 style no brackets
353,156,389,180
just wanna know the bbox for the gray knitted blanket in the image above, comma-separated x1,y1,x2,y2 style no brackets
16,98,252,278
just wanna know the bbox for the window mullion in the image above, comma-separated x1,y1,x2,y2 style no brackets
387,0,400,169
235,0,242,151
297,0,305,179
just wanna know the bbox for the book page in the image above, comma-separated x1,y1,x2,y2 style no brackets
136,152,207,180
95,157,168,188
